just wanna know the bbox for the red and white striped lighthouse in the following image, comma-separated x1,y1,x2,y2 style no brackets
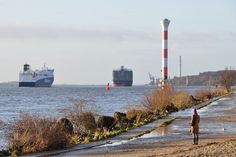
160,18,170,85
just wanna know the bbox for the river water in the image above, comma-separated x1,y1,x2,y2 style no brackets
0,85,207,149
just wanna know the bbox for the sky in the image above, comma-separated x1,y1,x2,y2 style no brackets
0,0,235,85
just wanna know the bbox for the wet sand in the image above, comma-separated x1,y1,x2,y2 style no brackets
84,134,236,157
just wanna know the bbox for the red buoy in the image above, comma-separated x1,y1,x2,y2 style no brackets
106,83,110,91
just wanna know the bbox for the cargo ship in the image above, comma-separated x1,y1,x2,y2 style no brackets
113,66,133,86
19,64,54,87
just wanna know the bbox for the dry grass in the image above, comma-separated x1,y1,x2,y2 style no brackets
80,112,97,134
143,85,174,115
171,91,192,110
212,87,228,97
126,108,150,123
194,89,212,101
63,99,97,136
6,113,70,154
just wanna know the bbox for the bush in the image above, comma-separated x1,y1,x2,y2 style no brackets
143,85,174,115
80,112,96,134
212,87,228,97
220,68,236,92
194,90,212,101
63,99,96,136
6,113,70,154
126,108,150,123
171,91,192,110
0,149,10,157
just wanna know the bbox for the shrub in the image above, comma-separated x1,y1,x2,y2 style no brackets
80,112,96,134
0,149,10,157
126,108,150,123
171,91,192,110
6,113,70,154
194,90,212,101
63,99,96,135
220,68,236,92
212,87,228,97
143,85,174,115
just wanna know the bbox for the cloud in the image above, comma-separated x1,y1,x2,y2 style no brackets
0,25,159,43
170,31,236,53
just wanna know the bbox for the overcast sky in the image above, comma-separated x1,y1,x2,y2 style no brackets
0,0,235,85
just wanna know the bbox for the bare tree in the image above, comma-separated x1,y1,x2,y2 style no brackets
220,67,236,92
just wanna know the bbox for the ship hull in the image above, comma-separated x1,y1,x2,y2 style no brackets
112,66,133,87
19,77,54,87
113,81,133,87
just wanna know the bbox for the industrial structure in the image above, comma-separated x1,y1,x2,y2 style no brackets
179,55,182,85
160,18,170,86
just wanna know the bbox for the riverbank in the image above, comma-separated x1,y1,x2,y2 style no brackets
79,106,236,157
51,92,235,157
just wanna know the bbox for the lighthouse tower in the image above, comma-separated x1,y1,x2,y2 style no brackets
160,18,170,86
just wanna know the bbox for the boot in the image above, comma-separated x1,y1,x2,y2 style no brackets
193,137,196,145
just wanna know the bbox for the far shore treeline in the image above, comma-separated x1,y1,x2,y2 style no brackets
171,69,236,86
0,68,235,157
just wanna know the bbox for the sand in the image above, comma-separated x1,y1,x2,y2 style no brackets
82,109,236,157
84,135,236,157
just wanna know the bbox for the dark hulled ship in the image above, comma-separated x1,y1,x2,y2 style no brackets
113,66,133,86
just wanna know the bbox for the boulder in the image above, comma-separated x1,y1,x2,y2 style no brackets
97,116,116,131
114,112,129,128
58,118,73,135
165,103,179,114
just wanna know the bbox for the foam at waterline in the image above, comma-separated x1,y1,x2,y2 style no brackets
98,139,131,147
219,97,232,101
198,101,219,113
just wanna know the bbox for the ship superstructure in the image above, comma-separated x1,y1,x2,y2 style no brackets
19,64,54,87
113,66,133,86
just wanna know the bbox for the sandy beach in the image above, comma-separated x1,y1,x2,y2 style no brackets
84,134,236,157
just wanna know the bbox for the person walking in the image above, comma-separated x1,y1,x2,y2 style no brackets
190,108,200,145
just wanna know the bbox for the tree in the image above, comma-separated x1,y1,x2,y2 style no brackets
220,67,236,92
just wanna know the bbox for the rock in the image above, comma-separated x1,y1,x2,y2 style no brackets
166,103,179,114
58,118,73,135
190,95,200,102
97,116,116,131
114,112,129,128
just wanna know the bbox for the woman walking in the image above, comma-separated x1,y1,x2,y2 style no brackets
190,108,200,145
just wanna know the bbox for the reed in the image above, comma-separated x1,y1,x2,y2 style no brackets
6,113,70,155
171,91,192,110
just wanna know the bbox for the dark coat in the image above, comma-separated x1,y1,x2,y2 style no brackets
190,114,200,134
